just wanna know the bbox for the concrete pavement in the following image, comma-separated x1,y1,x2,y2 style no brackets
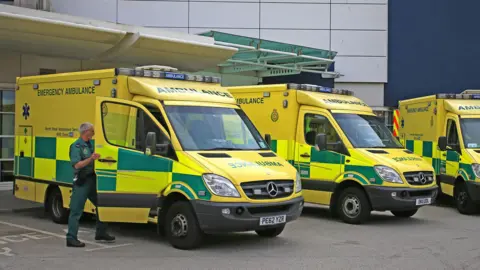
0,190,42,213
1,201,480,270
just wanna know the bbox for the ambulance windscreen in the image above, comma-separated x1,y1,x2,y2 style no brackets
164,106,269,151
460,118,480,149
333,114,403,149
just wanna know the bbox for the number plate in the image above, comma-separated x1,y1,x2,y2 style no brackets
259,215,286,226
415,198,432,206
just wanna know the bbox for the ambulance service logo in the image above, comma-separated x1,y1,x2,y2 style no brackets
102,103,108,117
22,103,30,120
271,109,279,122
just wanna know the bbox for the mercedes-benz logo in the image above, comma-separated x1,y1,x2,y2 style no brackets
266,182,279,198
419,173,427,184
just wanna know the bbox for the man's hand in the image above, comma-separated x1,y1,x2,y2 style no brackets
73,153,100,170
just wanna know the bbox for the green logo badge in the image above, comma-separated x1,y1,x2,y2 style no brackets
271,109,279,122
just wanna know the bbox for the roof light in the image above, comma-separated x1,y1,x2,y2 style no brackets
137,65,178,72
287,83,354,96
437,93,480,100
115,67,221,84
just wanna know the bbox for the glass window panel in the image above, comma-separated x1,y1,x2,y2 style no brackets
1,91,14,112
0,138,14,159
0,114,14,135
1,161,13,182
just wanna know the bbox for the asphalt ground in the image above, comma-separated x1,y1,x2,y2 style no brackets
1,198,480,270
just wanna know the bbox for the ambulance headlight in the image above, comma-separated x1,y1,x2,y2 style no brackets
202,174,240,198
295,171,302,193
472,164,480,178
374,166,403,184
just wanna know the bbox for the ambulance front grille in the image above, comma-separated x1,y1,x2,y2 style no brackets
403,171,435,186
240,180,294,200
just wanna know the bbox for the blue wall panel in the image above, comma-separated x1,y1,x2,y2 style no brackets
386,0,480,107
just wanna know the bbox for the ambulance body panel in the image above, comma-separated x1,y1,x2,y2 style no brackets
14,67,303,249
230,83,438,224
397,92,480,214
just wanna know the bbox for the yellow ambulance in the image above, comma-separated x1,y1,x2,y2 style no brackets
397,90,480,215
13,66,303,249
229,83,438,224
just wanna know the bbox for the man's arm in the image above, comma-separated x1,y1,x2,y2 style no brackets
70,144,99,170
73,156,94,170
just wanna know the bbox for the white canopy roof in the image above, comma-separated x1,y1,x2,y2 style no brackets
0,5,237,71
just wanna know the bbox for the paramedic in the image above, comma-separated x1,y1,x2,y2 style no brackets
66,122,115,247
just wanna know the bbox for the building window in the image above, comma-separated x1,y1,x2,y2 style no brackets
0,90,14,182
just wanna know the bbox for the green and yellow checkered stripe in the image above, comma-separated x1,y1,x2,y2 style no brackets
15,136,77,184
270,139,382,185
405,139,476,181
15,136,212,201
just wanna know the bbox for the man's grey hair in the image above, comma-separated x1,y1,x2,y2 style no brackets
79,122,94,134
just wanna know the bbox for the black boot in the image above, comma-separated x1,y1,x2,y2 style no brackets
66,238,85,248
95,233,115,243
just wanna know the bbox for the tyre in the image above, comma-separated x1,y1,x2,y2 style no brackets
255,225,285,238
47,188,69,224
164,201,204,250
391,209,418,218
455,181,477,215
336,187,371,224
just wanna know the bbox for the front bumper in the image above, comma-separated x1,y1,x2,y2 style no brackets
465,181,480,202
191,196,304,233
365,185,438,211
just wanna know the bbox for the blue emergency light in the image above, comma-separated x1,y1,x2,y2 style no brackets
319,86,333,93
165,72,186,80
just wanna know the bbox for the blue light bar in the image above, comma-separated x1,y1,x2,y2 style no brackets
287,83,353,96
319,86,332,93
165,72,186,80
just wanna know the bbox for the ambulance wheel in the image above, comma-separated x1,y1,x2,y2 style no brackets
455,181,477,215
47,188,69,224
165,201,204,250
391,209,418,218
337,187,371,224
255,225,285,238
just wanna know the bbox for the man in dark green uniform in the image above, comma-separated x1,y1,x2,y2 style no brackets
66,122,115,248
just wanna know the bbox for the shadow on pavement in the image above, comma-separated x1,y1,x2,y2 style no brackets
300,205,442,226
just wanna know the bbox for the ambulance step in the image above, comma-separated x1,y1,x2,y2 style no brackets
148,217,158,224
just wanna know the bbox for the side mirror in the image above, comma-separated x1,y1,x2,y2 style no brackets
315,133,327,151
145,132,157,156
265,134,272,146
438,136,447,151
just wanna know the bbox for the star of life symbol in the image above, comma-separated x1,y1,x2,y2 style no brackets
22,103,30,120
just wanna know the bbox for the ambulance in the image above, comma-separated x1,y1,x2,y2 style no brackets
229,83,438,224
13,66,304,249
396,90,480,215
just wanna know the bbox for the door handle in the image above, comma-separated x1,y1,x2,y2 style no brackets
300,153,311,158
98,158,117,163
442,153,446,157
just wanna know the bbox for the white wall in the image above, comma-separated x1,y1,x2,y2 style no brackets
48,0,388,82
335,82,384,107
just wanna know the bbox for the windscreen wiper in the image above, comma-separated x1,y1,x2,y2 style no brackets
205,147,239,151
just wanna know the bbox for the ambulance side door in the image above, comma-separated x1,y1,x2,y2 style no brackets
295,108,344,205
439,116,461,195
94,97,174,223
